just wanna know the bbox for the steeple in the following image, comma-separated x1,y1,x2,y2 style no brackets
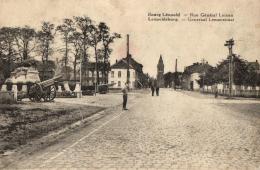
157,54,164,71
157,54,164,87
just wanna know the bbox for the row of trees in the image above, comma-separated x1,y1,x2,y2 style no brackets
198,55,260,87
0,16,121,83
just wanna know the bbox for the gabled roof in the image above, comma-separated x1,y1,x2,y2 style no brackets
111,59,134,69
183,62,213,75
111,55,143,72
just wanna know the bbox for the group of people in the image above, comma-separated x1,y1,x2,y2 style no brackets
150,79,160,96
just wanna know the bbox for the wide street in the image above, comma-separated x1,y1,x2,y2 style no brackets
6,89,260,169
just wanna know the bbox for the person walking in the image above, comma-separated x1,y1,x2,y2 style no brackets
151,82,155,96
215,89,218,98
122,82,129,110
155,80,160,96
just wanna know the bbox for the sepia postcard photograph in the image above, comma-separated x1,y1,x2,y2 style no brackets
0,0,259,169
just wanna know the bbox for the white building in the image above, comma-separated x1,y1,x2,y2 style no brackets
109,56,145,89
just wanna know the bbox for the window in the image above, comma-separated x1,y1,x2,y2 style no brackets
89,71,92,77
118,71,121,78
111,71,114,78
111,81,114,85
118,81,121,87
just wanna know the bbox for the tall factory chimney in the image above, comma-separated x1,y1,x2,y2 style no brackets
127,34,129,57
126,34,130,83
175,58,178,72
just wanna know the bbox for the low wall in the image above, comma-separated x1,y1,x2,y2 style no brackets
200,85,260,98
0,82,79,101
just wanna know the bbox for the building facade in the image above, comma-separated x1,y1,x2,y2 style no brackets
109,55,147,89
182,62,212,90
81,62,109,86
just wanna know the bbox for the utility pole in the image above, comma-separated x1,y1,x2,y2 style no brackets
94,59,97,96
174,58,178,89
224,38,234,98
201,58,206,92
80,56,82,94
175,58,178,73
126,34,130,84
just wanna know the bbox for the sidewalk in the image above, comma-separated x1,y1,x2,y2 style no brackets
178,90,260,104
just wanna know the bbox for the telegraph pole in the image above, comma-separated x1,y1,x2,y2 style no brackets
126,34,130,84
224,38,234,98
201,58,206,92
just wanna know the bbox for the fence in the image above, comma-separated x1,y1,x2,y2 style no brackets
200,85,260,98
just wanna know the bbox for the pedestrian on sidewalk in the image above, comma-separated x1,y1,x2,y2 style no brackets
122,82,129,110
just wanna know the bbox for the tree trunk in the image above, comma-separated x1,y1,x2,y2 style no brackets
94,45,99,85
65,35,68,80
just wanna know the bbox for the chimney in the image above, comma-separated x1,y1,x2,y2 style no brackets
116,59,118,63
175,58,178,72
127,34,129,57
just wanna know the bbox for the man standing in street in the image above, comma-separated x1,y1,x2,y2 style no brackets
151,82,155,96
155,79,160,96
122,82,129,110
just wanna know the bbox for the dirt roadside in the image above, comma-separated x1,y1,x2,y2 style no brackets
0,101,105,169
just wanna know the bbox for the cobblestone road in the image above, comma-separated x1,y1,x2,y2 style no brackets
6,89,260,169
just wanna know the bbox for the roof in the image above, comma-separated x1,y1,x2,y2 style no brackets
158,55,163,64
184,62,213,75
111,55,143,73
110,59,134,69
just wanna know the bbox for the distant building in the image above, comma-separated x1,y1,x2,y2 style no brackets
81,62,109,86
109,55,148,89
182,61,212,90
157,55,164,87
164,58,182,88
164,72,183,88
56,57,109,85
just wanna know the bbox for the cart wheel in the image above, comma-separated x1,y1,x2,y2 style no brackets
44,85,56,102
28,83,42,102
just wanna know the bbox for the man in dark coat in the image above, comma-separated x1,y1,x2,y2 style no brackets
122,82,129,110
155,80,159,96
151,83,155,96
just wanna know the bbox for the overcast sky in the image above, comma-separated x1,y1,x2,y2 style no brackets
0,0,260,77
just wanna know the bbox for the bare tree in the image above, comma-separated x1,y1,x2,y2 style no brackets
14,26,36,61
73,16,92,82
98,22,121,83
56,19,75,79
68,31,83,81
0,27,16,78
89,24,101,84
37,22,55,62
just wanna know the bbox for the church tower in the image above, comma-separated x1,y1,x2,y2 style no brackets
157,54,164,87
